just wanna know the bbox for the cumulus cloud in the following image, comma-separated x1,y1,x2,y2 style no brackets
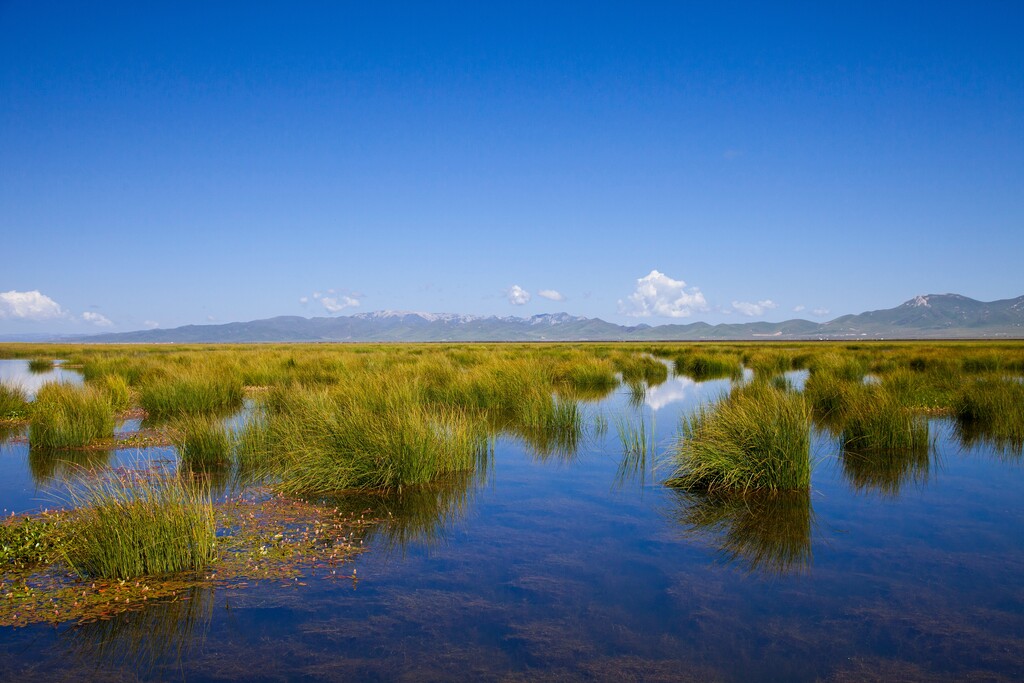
793,304,806,313
619,270,708,318
507,285,531,305
82,311,113,326
731,299,778,317
321,295,360,313
0,290,65,320
537,289,565,302
144,320,160,329
812,307,831,317
299,296,309,304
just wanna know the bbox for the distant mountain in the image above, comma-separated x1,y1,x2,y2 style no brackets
66,294,1024,343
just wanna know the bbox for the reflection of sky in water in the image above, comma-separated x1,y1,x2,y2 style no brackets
644,376,696,410
0,359,83,398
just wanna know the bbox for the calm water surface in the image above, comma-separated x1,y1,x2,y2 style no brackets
1,363,1022,681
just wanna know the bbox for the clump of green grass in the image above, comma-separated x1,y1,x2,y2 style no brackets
63,468,216,579
953,378,1024,452
95,373,133,413
614,354,669,386
674,353,741,381
668,383,811,492
29,383,115,449
511,396,584,460
840,384,929,453
0,383,29,420
249,384,489,494
171,415,233,468
139,373,243,417
802,370,856,423
28,358,54,374
552,358,620,399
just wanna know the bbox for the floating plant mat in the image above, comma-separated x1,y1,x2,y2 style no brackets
0,487,380,627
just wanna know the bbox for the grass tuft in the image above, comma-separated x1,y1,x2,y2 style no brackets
668,383,811,492
63,467,216,579
29,383,115,449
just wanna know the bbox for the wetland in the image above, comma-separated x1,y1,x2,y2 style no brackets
0,341,1022,681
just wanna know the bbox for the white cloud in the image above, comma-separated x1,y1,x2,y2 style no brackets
206,315,216,322
731,299,778,317
299,296,309,304
812,307,831,317
507,285,531,305
0,290,65,320
793,304,806,313
619,270,708,318
321,295,359,313
82,311,113,326
144,320,160,329
537,289,565,302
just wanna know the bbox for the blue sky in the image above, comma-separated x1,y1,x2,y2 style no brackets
2,2,1022,334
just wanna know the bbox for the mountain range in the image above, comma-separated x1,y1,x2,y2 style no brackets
66,294,1024,343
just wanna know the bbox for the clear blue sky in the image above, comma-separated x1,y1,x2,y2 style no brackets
2,1,1022,334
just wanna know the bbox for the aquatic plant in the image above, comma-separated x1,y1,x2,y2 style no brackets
668,383,811,492
840,384,930,454
171,414,233,468
953,377,1024,453
28,358,54,374
63,467,216,579
29,383,115,449
674,353,741,381
0,383,29,420
95,373,133,413
139,372,244,417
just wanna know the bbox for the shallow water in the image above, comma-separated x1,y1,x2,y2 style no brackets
1,369,1022,681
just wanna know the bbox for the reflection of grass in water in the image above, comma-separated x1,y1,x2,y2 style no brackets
841,446,932,497
63,584,214,677
626,381,646,410
954,421,1024,459
321,468,485,552
666,489,813,576
28,446,114,487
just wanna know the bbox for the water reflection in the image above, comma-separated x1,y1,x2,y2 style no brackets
643,375,697,411
323,469,486,553
28,446,114,487
613,412,655,489
953,422,1024,460
62,585,214,677
666,489,814,576
841,447,933,497
0,359,83,398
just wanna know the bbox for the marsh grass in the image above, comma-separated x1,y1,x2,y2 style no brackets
840,384,930,454
614,354,669,386
509,396,584,460
171,415,234,468
63,467,216,579
28,358,54,374
140,373,243,417
953,378,1024,454
674,353,741,381
614,413,654,487
95,374,133,413
668,383,811,492
30,383,115,449
0,383,29,420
